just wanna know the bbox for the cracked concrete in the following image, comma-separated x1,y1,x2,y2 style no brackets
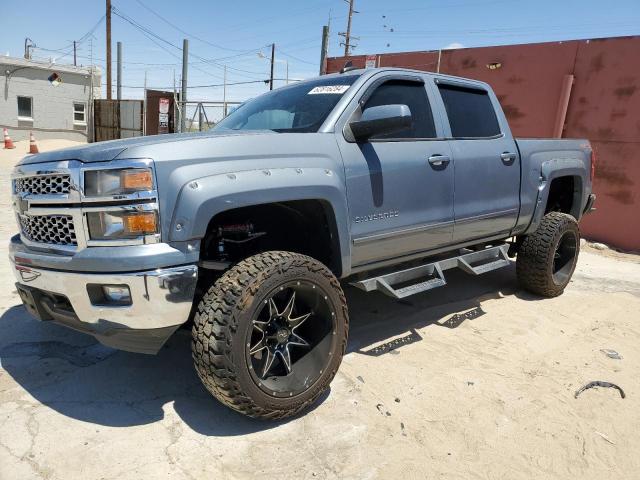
1,141,640,479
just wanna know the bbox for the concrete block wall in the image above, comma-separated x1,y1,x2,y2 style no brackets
1,61,100,142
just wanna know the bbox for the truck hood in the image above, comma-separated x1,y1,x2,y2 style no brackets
17,130,276,165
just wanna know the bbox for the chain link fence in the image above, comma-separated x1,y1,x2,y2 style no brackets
177,101,242,132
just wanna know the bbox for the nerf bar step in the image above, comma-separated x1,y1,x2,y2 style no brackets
351,244,510,299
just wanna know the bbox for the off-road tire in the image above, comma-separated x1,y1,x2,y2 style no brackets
516,212,580,297
192,251,348,419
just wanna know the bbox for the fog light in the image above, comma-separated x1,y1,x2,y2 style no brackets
87,284,132,306
102,285,131,303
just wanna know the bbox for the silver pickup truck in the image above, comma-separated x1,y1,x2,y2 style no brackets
10,67,595,418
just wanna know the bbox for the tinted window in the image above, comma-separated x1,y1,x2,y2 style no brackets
363,80,436,139
18,96,32,118
437,84,500,138
214,74,360,133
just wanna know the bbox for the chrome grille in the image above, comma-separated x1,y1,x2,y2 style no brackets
18,214,78,246
14,174,72,195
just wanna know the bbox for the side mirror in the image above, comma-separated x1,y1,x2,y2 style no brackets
349,104,412,142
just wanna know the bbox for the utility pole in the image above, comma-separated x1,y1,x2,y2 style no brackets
116,41,122,100
223,65,227,117
269,43,275,91
143,70,147,135
339,0,357,57
24,38,36,60
180,38,188,132
106,0,112,99
73,41,77,66
319,25,329,75
89,37,94,141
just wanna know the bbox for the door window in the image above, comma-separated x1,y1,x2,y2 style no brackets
437,84,500,138
363,80,436,139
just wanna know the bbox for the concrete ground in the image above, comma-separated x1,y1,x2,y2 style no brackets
1,141,640,479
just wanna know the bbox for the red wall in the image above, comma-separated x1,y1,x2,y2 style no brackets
327,36,640,251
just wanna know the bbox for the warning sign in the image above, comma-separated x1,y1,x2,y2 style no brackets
159,98,170,114
365,55,378,68
159,98,170,133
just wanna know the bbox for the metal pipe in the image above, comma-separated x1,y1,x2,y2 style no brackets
116,41,122,100
181,39,188,132
319,25,329,75
553,74,574,138
269,43,275,91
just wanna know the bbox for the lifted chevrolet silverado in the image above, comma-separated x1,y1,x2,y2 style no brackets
10,67,595,418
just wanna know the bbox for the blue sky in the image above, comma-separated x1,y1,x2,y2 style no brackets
2,0,639,104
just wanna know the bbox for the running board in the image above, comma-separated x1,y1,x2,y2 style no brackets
351,244,510,299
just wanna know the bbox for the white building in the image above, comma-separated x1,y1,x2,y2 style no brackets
0,56,101,142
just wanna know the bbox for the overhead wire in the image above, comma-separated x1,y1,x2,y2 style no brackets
112,5,266,80
133,0,262,55
99,78,296,90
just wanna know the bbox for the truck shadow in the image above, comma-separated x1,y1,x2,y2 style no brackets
0,263,519,436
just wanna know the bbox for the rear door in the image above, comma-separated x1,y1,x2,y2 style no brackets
433,80,520,242
336,74,455,267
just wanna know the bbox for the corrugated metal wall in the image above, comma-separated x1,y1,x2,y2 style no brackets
93,100,143,142
327,36,640,251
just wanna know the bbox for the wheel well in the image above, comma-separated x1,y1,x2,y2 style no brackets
545,176,581,218
200,200,342,276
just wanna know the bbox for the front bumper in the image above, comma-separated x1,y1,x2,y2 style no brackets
11,260,198,354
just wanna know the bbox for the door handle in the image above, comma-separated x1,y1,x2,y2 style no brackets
501,152,517,163
428,155,451,167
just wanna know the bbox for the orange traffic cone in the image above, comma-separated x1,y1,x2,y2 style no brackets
28,131,39,154
3,128,15,149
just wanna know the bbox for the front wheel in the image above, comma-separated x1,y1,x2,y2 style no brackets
192,251,348,419
516,212,580,297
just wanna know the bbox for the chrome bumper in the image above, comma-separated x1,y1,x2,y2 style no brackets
11,261,198,354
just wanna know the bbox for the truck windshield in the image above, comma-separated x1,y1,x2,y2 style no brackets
214,75,360,133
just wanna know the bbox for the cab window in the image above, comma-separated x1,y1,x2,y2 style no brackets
437,83,501,138
362,80,437,139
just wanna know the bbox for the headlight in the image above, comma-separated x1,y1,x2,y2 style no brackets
84,168,153,197
87,210,158,240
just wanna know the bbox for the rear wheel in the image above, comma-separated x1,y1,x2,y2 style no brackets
516,212,580,297
192,251,348,419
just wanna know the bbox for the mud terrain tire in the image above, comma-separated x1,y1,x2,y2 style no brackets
192,251,348,419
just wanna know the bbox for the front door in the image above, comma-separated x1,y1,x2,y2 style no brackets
337,76,455,267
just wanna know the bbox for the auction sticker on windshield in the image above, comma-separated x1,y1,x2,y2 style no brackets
308,85,351,94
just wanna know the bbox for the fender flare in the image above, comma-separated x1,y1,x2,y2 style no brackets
169,166,352,276
525,158,587,235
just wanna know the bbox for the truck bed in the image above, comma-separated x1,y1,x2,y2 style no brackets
514,138,593,234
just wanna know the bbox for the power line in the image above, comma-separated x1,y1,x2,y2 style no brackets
278,48,316,66
34,15,106,63
112,6,266,80
99,78,296,90
111,7,225,81
133,0,259,55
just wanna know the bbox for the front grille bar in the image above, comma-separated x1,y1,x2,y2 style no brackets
14,174,72,195
18,214,78,246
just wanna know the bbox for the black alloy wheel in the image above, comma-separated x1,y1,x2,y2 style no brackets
192,251,348,419
246,281,336,398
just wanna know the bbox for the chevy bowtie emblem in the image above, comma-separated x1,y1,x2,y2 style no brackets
16,266,41,282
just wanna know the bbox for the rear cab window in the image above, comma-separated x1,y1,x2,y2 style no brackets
363,79,437,139
437,83,501,138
